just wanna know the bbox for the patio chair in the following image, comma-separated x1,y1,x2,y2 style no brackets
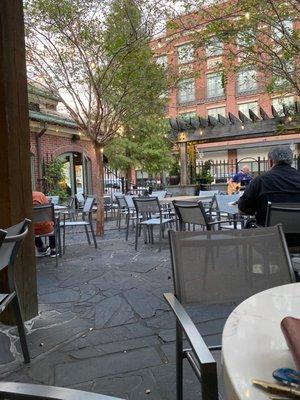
47,195,60,205
61,196,97,252
0,382,123,400
133,197,173,251
212,194,242,228
114,194,127,230
266,202,300,252
104,195,112,220
0,219,31,364
164,225,295,400
172,200,235,232
124,195,139,241
33,204,60,266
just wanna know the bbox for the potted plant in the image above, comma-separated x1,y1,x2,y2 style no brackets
196,160,214,189
168,159,180,185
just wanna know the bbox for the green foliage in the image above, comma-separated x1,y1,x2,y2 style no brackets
105,118,172,175
24,0,169,145
168,158,180,176
43,159,68,202
197,160,214,184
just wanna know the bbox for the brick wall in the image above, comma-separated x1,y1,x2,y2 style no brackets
29,130,98,194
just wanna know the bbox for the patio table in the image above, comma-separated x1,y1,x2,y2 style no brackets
222,283,300,400
159,195,213,205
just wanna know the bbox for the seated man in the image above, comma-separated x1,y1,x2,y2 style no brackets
238,145,300,227
33,191,57,257
227,165,252,194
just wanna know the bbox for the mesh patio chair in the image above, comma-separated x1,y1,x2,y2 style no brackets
47,196,60,205
164,225,295,400
114,194,128,230
133,197,174,251
33,204,60,266
104,195,112,220
0,382,123,400
172,200,236,232
0,219,31,364
124,195,139,241
61,196,97,252
212,194,242,228
266,202,300,252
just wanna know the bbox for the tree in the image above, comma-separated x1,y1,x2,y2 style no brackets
105,118,172,182
169,0,300,96
24,0,168,235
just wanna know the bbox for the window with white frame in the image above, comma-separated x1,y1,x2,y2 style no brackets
206,72,225,98
179,111,197,121
238,102,258,116
156,55,167,67
206,37,223,57
207,107,226,118
178,79,196,104
274,59,294,87
236,29,256,49
237,69,257,94
177,43,194,64
272,96,294,116
273,20,293,42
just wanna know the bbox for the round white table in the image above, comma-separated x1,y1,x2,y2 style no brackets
222,283,300,400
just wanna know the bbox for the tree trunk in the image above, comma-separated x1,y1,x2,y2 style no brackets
94,144,105,236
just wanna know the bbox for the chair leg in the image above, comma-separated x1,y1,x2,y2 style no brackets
125,215,130,241
12,295,30,364
159,225,162,252
54,233,58,267
63,224,66,254
176,322,183,400
135,223,139,251
84,225,91,245
89,222,97,249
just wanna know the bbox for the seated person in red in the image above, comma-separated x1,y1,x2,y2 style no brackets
33,191,57,257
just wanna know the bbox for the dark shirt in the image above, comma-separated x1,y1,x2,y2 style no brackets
232,171,252,187
238,164,300,226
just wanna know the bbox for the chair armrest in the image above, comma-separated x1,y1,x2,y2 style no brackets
163,293,216,366
208,219,242,227
0,382,124,400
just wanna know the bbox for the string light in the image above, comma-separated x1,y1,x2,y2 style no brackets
288,116,293,122
245,12,250,19
199,130,203,135
241,124,245,130
100,147,104,154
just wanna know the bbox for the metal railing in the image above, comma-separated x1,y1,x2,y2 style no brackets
192,155,300,183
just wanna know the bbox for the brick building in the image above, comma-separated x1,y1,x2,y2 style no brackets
28,85,98,197
151,13,299,170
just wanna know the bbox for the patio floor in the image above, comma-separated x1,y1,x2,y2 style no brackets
0,219,229,399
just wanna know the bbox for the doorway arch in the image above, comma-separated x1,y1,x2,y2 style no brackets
58,152,92,197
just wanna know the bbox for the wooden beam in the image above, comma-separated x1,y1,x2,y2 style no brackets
0,0,38,321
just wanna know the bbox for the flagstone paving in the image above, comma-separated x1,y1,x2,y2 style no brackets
0,220,228,399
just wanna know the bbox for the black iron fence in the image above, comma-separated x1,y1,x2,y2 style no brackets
192,155,300,183
104,166,164,196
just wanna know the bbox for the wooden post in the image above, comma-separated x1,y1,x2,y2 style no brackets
179,142,188,186
0,0,38,321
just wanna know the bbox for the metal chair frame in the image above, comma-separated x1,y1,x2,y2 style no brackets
61,196,97,252
0,219,31,364
0,382,123,400
266,202,300,252
164,226,295,400
133,197,173,252
173,200,239,232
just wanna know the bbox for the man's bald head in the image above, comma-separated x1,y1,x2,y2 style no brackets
241,165,250,174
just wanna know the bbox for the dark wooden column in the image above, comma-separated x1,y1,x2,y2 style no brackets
0,0,38,320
